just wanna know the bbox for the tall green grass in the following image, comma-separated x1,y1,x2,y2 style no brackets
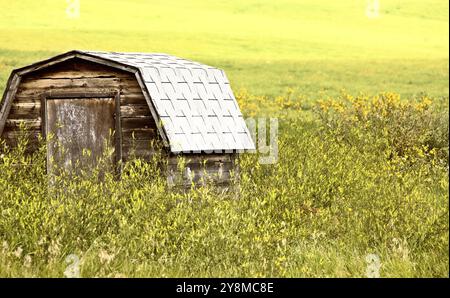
0,92,448,277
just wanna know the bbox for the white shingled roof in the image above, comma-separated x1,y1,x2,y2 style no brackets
80,51,255,153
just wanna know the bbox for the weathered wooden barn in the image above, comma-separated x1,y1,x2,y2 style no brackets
0,50,255,186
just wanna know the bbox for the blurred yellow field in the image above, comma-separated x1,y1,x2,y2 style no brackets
0,0,448,98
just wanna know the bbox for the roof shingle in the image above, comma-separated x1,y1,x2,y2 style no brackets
84,51,255,153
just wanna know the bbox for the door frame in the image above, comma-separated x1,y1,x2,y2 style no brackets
40,91,122,174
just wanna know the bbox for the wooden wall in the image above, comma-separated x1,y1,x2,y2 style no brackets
1,58,237,188
2,58,157,161
166,153,238,188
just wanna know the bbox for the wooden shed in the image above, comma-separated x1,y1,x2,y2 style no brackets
0,50,255,186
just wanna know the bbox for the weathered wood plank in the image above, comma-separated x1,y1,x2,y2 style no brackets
15,87,122,98
121,117,155,129
10,100,155,121
167,154,233,165
120,93,147,105
2,129,41,138
167,167,233,186
9,102,41,119
120,104,151,118
27,71,130,80
0,73,21,136
5,119,41,130
122,147,158,160
21,76,139,87
2,135,41,145
122,128,157,140
12,95,41,104
19,77,121,89
122,139,154,148
9,100,153,120
120,87,144,94
1,126,41,135
167,160,234,172
1,130,41,151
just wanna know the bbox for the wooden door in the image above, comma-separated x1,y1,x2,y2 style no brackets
46,97,117,174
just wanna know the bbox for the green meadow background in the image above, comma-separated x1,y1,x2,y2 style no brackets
0,0,448,99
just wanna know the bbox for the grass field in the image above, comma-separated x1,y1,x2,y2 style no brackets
0,0,448,277
0,0,448,99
